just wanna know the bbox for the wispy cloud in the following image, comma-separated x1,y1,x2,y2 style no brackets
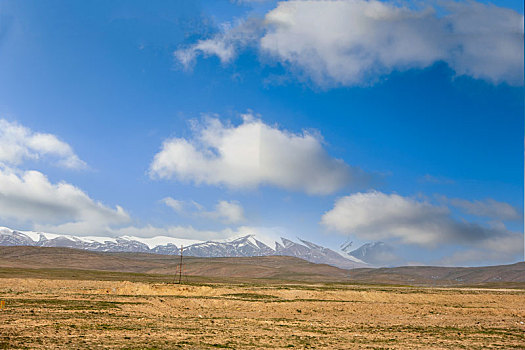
162,197,185,214
420,174,455,185
438,234,523,266
200,200,245,224
449,197,523,222
163,197,246,224
175,18,263,70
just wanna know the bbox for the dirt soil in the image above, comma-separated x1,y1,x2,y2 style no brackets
1,278,524,349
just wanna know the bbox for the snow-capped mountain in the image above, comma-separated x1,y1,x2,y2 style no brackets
275,238,365,269
346,241,399,266
0,227,368,269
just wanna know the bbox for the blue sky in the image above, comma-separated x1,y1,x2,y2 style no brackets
0,0,523,266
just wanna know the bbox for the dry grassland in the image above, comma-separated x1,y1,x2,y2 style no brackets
1,277,524,349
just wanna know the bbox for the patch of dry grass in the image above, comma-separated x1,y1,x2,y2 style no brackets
0,276,524,349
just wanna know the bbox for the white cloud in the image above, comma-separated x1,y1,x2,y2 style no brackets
231,0,274,4
176,0,524,86
438,234,523,266
0,119,86,169
420,174,455,185
321,191,516,248
203,200,245,224
162,197,185,214
190,200,205,211
163,197,245,224
449,198,523,221
0,166,130,235
0,119,126,236
175,19,263,70
150,114,367,194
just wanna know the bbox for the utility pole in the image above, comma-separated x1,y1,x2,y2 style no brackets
178,245,183,284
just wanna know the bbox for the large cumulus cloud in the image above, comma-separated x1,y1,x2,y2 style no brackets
150,114,369,194
177,0,524,87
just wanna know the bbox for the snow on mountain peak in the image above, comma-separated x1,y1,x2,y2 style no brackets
121,235,203,249
0,227,369,269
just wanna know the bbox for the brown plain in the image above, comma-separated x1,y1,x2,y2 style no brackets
0,246,524,349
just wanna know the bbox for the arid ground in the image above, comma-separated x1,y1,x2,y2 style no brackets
0,247,524,349
1,276,525,349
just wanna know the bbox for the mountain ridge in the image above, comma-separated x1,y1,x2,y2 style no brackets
0,227,368,269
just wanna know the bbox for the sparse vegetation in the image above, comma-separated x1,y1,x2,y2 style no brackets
224,293,280,300
0,248,524,349
0,272,524,349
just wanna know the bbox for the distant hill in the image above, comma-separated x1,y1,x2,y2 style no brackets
0,246,523,287
0,246,351,282
347,263,525,285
